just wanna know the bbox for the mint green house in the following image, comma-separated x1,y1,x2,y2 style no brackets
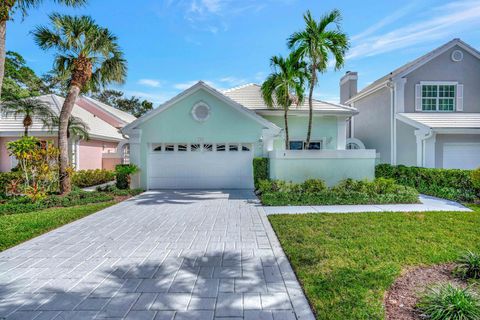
122,81,376,189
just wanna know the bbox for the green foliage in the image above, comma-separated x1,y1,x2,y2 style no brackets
253,157,269,189
115,164,139,189
96,184,143,197
72,169,115,188
472,168,480,197
259,178,419,206
417,284,480,320
92,89,153,117
0,172,23,196
376,164,477,202
268,208,480,319
455,251,480,280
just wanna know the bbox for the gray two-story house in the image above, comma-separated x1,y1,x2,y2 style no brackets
341,38,480,169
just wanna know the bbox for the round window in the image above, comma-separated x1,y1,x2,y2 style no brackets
191,102,211,122
451,50,463,62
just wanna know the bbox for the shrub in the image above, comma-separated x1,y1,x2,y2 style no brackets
253,158,269,189
376,164,477,202
72,169,115,188
0,172,23,196
115,164,139,189
259,178,419,206
416,284,480,320
472,168,480,197
455,251,480,280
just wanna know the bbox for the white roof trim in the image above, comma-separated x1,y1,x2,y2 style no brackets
345,80,390,104
122,81,281,134
395,113,430,130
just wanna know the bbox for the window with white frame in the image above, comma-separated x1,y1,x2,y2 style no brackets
289,140,323,150
421,84,456,111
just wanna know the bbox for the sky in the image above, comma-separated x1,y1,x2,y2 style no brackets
7,0,480,105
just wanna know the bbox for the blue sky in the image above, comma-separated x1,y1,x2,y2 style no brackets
7,0,480,104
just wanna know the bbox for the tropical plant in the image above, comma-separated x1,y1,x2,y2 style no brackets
287,9,349,148
43,114,90,140
0,97,54,136
0,0,87,98
261,52,307,149
416,284,480,320
115,164,139,189
33,14,127,194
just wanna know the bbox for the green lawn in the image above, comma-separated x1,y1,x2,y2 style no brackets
269,207,480,320
0,201,115,251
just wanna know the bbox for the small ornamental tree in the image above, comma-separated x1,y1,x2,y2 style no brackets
7,136,60,200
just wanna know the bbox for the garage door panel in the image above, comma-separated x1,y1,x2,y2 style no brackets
147,148,254,189
443,143,480,169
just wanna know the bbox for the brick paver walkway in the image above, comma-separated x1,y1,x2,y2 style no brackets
0,190,314,320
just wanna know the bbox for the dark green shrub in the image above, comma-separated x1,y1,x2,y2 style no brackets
416,284,480,320
253,158,269,189
376,164,476,202
472,168,480,198
115,164,139,189
72,169,115,188
455,251,480,280
259,178,419,206
0,172,23,195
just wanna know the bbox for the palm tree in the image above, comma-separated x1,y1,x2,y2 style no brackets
261,53,306,149
0,0,87,98
287,9,349,148
1,97,54,136
43,114,90,140
33,14,127,194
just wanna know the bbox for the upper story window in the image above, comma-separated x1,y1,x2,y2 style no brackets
421,84,455,111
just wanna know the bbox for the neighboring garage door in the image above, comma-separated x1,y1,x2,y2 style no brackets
147,143,254,189
443,143,480,169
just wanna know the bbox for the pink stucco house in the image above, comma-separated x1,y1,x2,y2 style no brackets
0,94,136,172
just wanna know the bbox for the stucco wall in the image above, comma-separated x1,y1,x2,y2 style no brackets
435,134,480,168
79,140,117,170
404,44,480,113
136,88,266,188
352,86,392,163
262,115,338,149
396,120,417,166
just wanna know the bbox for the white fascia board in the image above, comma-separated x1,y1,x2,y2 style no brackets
122,81,281,134
345,80,390,104
255,109,358,117
395,114,430,131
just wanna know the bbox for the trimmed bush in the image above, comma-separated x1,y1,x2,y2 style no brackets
416,284,480,320
455,251,480,280
72,169,115,188
376,164,477,202
253,158,269,189
259,178,419,206
115,164,139,189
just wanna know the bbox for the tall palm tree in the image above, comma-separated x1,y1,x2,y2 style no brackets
43,114,90,140
287,9,349,148
0,0,87,98
1,97,54,136
33,14,127,194
261,53,306,150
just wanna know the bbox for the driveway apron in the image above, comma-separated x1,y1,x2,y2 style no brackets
0,190,314,320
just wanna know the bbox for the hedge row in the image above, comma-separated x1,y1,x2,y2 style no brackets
375,164,477,202
253,158,269,189
259,178,419,206
72,169,116,188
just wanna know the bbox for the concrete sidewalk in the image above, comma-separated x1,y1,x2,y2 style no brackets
263,195,473,215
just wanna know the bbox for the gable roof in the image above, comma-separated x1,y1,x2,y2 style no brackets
0,94,124,141
80,96,137,124
347,39,480,104
223,83,357,115
122,81,281,134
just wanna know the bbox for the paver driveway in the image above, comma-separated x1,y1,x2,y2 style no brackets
0,190,314,320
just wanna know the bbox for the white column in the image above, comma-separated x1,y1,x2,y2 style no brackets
423,133,436,168
127,129,142,189
336,117,347,150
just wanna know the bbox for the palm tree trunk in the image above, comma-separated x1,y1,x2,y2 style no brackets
24,126,28,137
284,107,289,150
0,20,7,99
59,85,81,194
306,70,316,149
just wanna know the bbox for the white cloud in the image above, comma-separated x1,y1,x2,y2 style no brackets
124,91,170,104
173,80,201,90
219,76,248,86
348,0,480,60
138,79,162,88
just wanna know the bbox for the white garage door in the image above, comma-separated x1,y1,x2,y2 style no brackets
443,143,480,169
147,143,254,189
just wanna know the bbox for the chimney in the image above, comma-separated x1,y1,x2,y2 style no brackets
340,71,358,104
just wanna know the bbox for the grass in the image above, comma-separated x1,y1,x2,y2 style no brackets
268,207,480,320
0,201,115,251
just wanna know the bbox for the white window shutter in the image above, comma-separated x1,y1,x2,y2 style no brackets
415,84,422,111
456,84,463,111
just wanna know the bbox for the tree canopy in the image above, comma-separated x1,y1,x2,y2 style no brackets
92,89,153,117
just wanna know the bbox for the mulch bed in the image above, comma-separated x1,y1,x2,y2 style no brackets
384,263,466,320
